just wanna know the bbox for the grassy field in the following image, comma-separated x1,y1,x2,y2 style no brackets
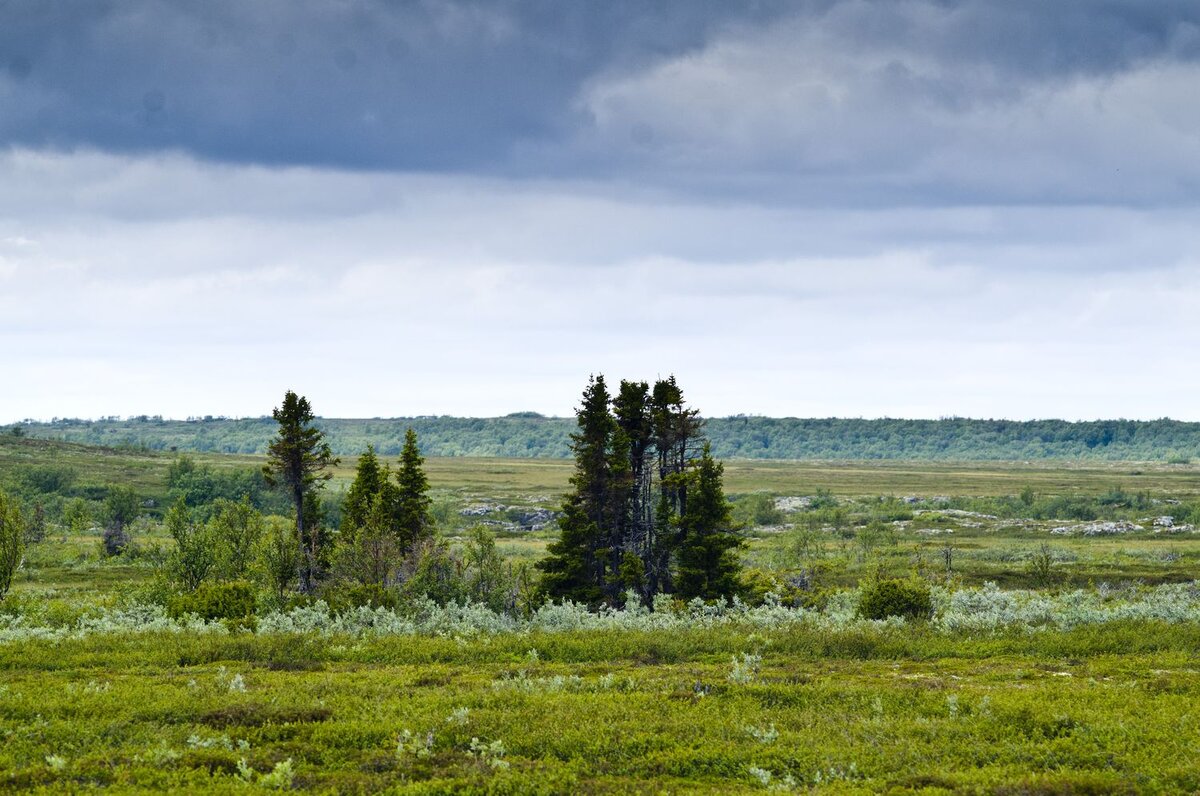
8,435,1200,502
3,436,1200,792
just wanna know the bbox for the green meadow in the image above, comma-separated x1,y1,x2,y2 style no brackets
2,435,1200,793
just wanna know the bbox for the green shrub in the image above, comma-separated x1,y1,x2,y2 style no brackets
325,582,399,612
0,489,24,600
168,580,257,621
737,567,781,605
733,493,784,528
401,536,467,606
857,577,932,621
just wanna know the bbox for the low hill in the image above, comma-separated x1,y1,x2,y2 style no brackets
8,416,1200,461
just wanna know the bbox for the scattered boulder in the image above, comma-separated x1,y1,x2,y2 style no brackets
774,496,811,513
459,503,560,531
1153,522,1196,534
1052,521,1144,536
513,508,558,531
460,503,505,517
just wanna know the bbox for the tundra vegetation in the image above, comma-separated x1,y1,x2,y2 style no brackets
1,384,1199,792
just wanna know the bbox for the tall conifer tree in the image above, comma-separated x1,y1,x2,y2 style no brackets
342,445,387,536
538,375,614,605
394,428,432,553
675,443,743,601
645,376,703,596
263,390,338,593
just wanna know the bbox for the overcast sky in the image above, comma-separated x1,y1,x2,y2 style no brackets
3,0,1200,421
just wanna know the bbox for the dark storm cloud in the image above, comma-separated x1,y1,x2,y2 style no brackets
0,0,787,170
1,0,1198,201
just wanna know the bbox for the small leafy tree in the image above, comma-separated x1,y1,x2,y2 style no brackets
24,503,47,545
401,536,467,606
1028,543,1058,587
787,515,825,567
0,489,24,600
263,390,338,593
101,485,141,557
334,495,403,587
302,491,332,579
165,499,215,592
255,516,300,606
463,526,512,612
734,493,783,528
208,498,264,581
62,498,92,534
857,577,933,621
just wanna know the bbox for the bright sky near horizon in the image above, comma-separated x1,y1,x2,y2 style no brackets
3,1,1200,422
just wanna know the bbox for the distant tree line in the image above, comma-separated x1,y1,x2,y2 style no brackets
11,416,1200,461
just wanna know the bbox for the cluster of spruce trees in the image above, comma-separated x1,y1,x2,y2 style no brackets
335,433,434,588
537,376,743,606
155,383,744,612
262,391,437,596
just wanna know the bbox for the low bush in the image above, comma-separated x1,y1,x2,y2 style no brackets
169,581,257,621
325,582,400,612
857,577,933,621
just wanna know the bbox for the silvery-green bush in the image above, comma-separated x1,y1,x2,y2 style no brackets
4,581,1200,643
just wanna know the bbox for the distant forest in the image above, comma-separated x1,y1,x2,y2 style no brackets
8,416,1200,461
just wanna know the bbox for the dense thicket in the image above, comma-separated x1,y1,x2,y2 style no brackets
13,416,1200,461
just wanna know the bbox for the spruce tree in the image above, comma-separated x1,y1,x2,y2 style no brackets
263,390,339,593
613,380,653,595
538,375,614,605
603,426,635,601
646,376,702,595
394,428,432,553
342,445,387,536
675,443,743,601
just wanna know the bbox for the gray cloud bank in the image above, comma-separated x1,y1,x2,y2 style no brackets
3,0,1200,203
2,151,1199,422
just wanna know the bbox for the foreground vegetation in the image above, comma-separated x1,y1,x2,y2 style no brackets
2,620,1198,793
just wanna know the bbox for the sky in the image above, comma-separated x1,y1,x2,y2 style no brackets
3,0,1200,422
